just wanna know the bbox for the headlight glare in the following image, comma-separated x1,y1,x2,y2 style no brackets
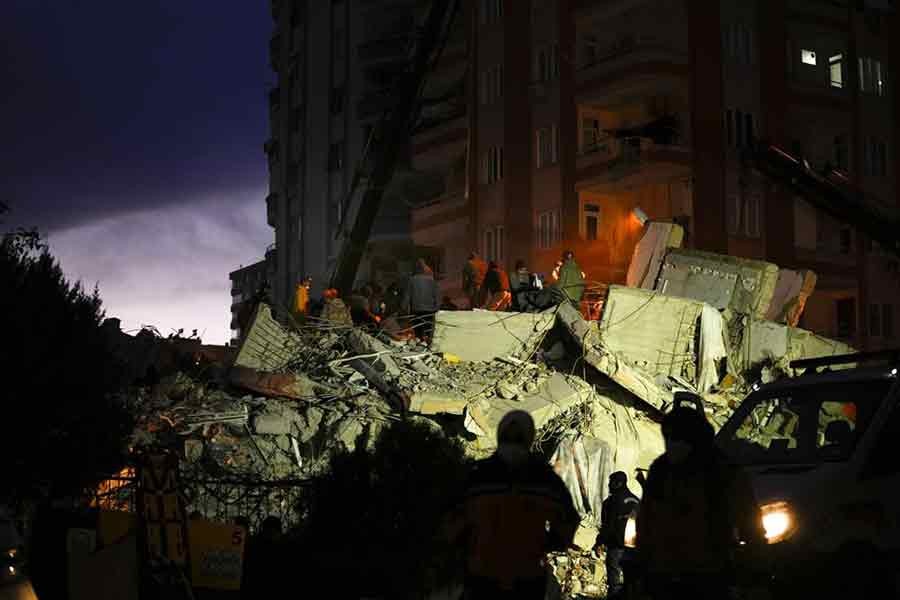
761,501,796,544
623,516,637,548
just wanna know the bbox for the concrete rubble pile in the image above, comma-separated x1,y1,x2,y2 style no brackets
113,221,854,593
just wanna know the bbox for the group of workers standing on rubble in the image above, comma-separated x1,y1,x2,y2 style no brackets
442,398,766,600
282,249,587,343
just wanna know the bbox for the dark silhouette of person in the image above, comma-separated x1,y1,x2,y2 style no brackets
596,471,639,598
442,410,579,600
242,516,284,597
404,259,440,340
636,405,765,599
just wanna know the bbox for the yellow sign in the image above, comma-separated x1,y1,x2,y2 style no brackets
187,519,246,591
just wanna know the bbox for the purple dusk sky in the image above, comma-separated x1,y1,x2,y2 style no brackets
1,2,275,344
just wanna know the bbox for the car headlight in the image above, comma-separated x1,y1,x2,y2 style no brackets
623,516,637,548
761,501,796,544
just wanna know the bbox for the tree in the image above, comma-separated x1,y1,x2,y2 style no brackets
1,204,133,507
293,419,471,599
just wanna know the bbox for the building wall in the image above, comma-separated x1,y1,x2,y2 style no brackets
406,0,899,348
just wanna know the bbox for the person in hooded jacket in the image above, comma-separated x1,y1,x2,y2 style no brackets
636,403,765,600
596,471,640,598
441,411,579,600
404,259,440,339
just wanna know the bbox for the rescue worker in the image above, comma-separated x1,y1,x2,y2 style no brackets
294,276,312,321
462,251,488,310
404,258,440,340
596,472,639,599
636,403,766,600
509,259,531,311
320,288,353,327
554,250,586,307
442,410,580,600
482,261,512,311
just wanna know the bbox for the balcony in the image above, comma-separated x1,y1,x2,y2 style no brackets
576,136,691,186
576,39,688,97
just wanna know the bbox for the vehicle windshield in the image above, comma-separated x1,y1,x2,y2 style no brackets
718,379,892,465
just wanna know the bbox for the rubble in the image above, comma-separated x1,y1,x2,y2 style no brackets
105,220,855,546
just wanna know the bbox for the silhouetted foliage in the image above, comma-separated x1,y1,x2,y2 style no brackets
1,206,133,506
293,418,471,599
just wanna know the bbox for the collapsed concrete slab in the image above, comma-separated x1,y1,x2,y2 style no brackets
656,249,780,319
230,365,332,400
555,301,673,413
626,221,684,289
734,319,855,375
233,303,304,372
464,372,596,449
430,309,556,362
764,269,817,326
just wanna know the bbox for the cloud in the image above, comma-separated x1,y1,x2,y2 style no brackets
46,188,273,345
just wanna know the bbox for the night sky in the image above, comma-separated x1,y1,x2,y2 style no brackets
1,1,274,343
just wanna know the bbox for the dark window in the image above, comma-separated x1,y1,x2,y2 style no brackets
884,304,894,339
839,227,852,254
735,109,744,147
745,113,754,145
328,141,344,171
330,86,345,115
870,303,881,337
862,402,900,479
290,107,302,131
836,298,856,339
726,110,734,146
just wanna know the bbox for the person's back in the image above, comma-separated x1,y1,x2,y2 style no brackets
407,261,439,313
444,411,578,600
556,258,585,304
636,406,764,598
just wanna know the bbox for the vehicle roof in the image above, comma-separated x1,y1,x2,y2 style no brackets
753,364,898,397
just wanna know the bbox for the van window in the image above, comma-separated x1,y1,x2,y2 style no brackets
719,380,891,465
862,399,900,479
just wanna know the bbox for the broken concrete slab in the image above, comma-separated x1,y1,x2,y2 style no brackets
465,372,596,448
626,221,684,289
736,319,855,375
764,269,817,326
233,303,304,372
229,365,331,400
345,329,401,376
600,286,706,384
556,301,673,413
430,309,556,362
656,249,779,319
407,390,469,415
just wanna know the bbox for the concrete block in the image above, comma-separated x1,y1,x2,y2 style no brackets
764,269,817,326
656,249,779,319
626,222,684,289
430,309,555,362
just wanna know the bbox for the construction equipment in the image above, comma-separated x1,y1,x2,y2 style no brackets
751,141,900,258
329,0,460,294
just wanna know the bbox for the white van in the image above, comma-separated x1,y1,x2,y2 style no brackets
716,352,900,599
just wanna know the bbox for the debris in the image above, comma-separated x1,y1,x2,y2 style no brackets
229,365,331,400
430,309,555,362
626,221,684,289
764,268,817,326
656,249,780,319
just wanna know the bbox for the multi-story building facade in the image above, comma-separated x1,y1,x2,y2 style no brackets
229,247,276,344
266,0,448,318
412,0,900,350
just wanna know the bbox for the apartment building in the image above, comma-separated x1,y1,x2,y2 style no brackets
229,250,275,344
411,0,900,350
266,0,430,318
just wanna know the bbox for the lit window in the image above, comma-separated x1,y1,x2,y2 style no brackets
801,49,817,65
829,54,843,88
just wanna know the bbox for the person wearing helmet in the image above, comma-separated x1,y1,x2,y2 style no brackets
596,471,639,598
636,405,765,599
441,411,579,600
